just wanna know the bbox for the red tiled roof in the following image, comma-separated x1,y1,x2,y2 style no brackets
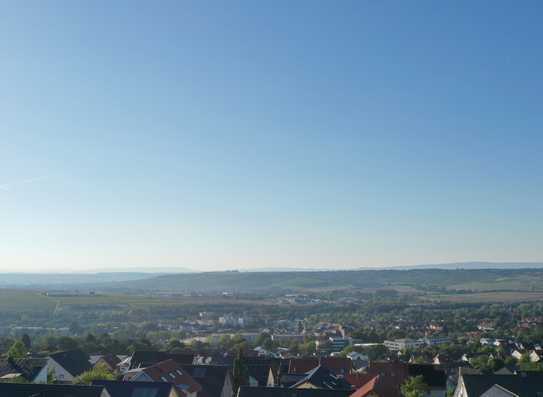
142,359,202,395
349,375,379,397
348,362,409,397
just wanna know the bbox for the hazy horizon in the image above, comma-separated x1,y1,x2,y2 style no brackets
2,1,542,272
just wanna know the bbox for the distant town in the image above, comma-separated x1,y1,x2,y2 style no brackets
1,268,543,396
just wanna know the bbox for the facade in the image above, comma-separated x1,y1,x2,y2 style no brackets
47,350,92,383
384,339,425,351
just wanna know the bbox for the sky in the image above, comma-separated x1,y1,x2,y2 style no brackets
1,1,542,272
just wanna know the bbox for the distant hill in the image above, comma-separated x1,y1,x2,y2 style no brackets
2,262,543,292
111,266,543,293
387,261,543,270
0,272,156,287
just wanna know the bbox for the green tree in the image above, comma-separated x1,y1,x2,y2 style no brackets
232,347,249,394
7,340,27,359
47,368,57,384
75,363,116,385
21,334,32,350
57,336,79,351
401,375,429,397
167,339,185,353
519,353,543,371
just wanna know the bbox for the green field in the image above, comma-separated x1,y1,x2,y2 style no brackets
0,288,278,315
426,291,543,303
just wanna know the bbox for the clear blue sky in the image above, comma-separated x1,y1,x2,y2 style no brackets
1,1,542,272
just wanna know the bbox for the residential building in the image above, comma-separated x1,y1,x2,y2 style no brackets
181,365,233,397
290,366,352,390
349,362,446,397
454,370,543,397
125,359,201,397
47,349,92,383
129,351,194,370
94,354,121,372
0,357,48,383
238,386,352,397
0,383,108,397
93,380,180,397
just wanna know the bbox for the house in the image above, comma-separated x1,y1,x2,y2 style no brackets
247,364,272,386
288,358,320,374
350,362,407,397
454,371,543,396
347,352,369,370
290,366,353,390
125,359,201,397
320,357,353,376
528,350,541,362
0,357,48,383
350,362,446,397
344,373,377,389
94,354,121,372
318,338,352,353
424,336,450,347
238,386,352,397
286,357,353,376
432,354,449,366
181,365,233,397
129,351,194,369
349,375,384,397
243,357,281,387
117,356,132,374
480,384,518,397
0,382,109,397
279,373,308,388
93,380,181,397
47,349,93,383
408,364,447,397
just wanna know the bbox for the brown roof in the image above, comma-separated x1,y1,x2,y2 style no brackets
344,373,376,389
288,358,319,374
142,359,202,395
352,362,409,397
320,357,353,375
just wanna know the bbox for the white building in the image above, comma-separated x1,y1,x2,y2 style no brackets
384,338,425,351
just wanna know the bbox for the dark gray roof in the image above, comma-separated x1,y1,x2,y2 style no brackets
279,373,306,388
181,364,231,397
129,351,194,369
291,366,352,390
92,380,175,397
238,386,352,397
462,373,543,396
247,364,272,386
0,382,105,397
50,350,92,377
